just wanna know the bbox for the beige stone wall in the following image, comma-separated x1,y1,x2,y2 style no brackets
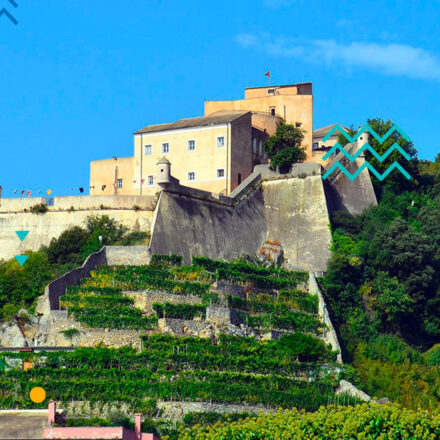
245,85,299,98
0,197,47,212
90,157,134,196
125,291,201,315
205,95,313,160
133,124,231,195
0,209,154,261
53,195,156,210
251,113,282,136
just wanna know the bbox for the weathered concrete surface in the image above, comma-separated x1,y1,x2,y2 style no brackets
0,410,47,439
150,185,267,264
324,141,377,215
263,176,331,271
309,272,342,363
336,380,371,402
150,170,332,271
0,209,154,261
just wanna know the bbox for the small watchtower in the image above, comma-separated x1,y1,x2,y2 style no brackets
156,157,171,187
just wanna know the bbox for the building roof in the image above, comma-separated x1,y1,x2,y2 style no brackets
157,157,170,165
313,123,349,139
245,82,312,90
135,110,250,135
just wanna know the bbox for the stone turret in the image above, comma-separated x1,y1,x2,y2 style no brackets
156,157,171,187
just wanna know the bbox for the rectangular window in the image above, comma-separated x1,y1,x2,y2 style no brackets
147,175,154,186
217,136,225,147
238,173,242,185
162,143,169,153
270,107,276,116
313,142,319,150
217,169,225,178
267,89,275,95
188,172,195,181
144,145,152,155
188,140,195,151
295,122,302,128
117,179,123,189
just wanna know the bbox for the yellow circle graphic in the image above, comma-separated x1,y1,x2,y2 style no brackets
30,387,46,403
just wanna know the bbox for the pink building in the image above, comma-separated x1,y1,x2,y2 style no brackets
44,401,160,440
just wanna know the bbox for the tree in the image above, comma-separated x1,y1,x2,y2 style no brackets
264,122,306,173
46,226,90,265
366,118,419,195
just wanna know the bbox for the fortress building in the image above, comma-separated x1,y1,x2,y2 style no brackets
90,82,314,196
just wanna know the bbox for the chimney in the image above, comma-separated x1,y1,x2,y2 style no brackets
48,401,56,426
135,413,142,440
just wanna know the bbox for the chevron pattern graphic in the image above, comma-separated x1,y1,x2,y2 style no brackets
0,0,18,24
322,123,412,181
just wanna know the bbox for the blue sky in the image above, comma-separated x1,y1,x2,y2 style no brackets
1,0,439,196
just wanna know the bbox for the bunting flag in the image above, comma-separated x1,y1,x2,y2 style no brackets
46,190,52,195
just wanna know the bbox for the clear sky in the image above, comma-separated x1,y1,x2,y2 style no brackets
1,0,439,196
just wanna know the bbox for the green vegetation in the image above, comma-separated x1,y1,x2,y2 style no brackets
0,215,148,321
263,122,306,173
29,203,48,214
320,121,440,409
178,404,440,440
57,257,312,335
0,334,341,412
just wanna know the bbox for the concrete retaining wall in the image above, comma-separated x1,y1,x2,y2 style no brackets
150,170,331,271
150,183,267,264
53,195,156,211
0,197,46,212
0,209,154,261
46,246,152,311
106,246,151,266
324,142,377,215
309,272,342,363
263,176,331,271
46,248,108,310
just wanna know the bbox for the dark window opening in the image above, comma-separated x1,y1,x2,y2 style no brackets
238,173,242,185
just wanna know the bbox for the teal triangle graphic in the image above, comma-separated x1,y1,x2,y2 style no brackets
15,255,29,266
15,231,29,242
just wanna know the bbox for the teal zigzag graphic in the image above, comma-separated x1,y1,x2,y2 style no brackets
323,141,411,162
323,123,410,144
323,161,411,182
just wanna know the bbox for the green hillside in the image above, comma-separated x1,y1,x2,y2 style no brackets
0,256,356,439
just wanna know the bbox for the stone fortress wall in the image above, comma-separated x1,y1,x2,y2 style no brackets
0,195,156,262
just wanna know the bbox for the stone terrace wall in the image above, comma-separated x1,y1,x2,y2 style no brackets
157,401,270,421
46,246,152,311
309,272,342,363
46,248,108,310
126,291,201,314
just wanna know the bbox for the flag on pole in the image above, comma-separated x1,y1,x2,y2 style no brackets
265,70,271,78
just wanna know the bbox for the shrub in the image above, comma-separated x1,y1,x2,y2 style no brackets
179,404,440,439
29,203,48,214
151,254,183,266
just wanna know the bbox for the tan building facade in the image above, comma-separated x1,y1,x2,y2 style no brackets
205,82,313,159
90,82,314,196
312,124,349,164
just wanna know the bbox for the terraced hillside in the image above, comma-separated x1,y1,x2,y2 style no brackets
0,256,355,438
